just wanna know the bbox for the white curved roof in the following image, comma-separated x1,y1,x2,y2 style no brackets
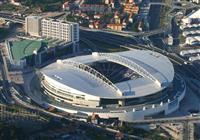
41,50,174,99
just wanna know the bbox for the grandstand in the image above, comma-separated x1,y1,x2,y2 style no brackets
90,61,142,83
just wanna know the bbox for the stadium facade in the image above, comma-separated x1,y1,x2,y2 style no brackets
39,50,186,122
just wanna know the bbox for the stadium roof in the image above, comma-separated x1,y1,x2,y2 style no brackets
9,39,45,61
41,50,174,99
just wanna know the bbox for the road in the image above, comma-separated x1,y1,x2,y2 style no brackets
0,49,13,104
0,103,44,122
129,115,200,124
0,12,25,24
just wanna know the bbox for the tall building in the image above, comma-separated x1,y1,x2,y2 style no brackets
25,16,42,37
25,16,79,44
41,18,79,43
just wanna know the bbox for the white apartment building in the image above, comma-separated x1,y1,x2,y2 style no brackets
41,19,79,43
25,16,79,44
25,16,42,37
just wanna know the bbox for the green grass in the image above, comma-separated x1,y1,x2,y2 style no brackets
10,39,44,61
179,33,186,44
159,5,172,28
20,0,65,12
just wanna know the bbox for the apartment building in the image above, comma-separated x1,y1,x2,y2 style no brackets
25,16,42,37
25,16,79,43
41,18,79,43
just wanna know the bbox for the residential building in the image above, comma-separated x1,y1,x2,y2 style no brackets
10,0,21,6
107,23,123,31
80,4,112,14
41,18,79,43
25,16,79,44
25,16,42,37
62,1,70,11
123,3,139,14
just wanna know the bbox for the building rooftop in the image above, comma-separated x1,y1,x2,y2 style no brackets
41,50,174,99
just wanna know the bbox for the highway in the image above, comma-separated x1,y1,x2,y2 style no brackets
80,30,138,47
0,49,13,104
129,115,200,124
0,12,25,24
80,26,169,37
9,86,64,119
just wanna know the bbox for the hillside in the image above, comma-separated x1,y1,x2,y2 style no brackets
18,0,66,11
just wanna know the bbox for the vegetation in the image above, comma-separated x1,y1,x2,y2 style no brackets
0,122,28,140
159,5,172,28
119,123,173,140
179,32,186,44
100,13,113,24
163,0,173,6
129,22,139,32
66,14,89,27
0,28,10,40
84,128,114,140
18,0,65,11
0,3,22,11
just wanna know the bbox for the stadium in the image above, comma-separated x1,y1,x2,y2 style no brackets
39,50,186,122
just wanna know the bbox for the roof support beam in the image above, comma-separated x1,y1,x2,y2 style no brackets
96,53,162,87
57,59,123,96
